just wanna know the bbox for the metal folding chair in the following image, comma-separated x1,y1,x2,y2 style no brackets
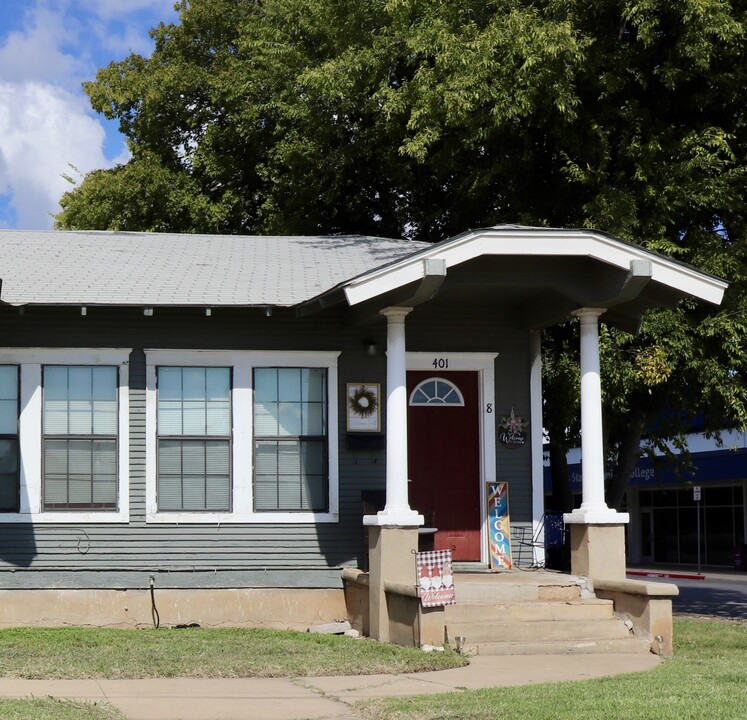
516,512,566,569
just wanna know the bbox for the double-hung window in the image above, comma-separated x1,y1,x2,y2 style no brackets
0,366,19,512
253,368,327,512
156,367,231,511
145,350,339,523
42,365,118,510
0,349,130,523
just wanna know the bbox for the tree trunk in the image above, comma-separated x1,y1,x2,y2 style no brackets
607,409,646,511
549,439,575,513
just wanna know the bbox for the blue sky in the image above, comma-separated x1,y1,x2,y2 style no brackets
0,0,179,229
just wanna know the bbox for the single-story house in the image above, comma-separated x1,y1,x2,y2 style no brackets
0,226,726,644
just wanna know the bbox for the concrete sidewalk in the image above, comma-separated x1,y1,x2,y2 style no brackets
0,653,661,720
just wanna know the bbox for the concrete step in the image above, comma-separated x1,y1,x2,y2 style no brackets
454,578,582,604
439,572,653,657
446,618,631,644
445,599,615,623
464,637,652,656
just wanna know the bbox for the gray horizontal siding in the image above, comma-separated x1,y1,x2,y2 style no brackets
0,569,345,590
0,302,535,587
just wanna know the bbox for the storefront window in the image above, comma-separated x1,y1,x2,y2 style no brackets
643,484,745,566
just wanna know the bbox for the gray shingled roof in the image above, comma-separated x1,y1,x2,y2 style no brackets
0,230,429,307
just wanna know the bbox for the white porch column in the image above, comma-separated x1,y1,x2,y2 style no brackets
363,306,423,527
576,308,607,514
529,329,546,565
565,308,628,581
565,308,628,525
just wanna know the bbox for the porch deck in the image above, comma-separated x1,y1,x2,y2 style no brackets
451,567,584,596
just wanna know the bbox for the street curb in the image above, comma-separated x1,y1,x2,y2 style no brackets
627,570,705,581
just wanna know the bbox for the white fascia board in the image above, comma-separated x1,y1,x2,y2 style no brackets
570,232,728,305
343,229,728,307
646,262,726,305
344,260,427,306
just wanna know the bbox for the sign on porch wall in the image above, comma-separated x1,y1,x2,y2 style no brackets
417,549,456,607
498,408,527,448
487,481,513,569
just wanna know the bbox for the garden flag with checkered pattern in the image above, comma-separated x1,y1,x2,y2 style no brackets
417,549,456,607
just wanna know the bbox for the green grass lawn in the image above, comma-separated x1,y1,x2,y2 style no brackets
0,618,744,719
0,626,464,719
358,618,747,720
0,626,466,679
0,698,125,720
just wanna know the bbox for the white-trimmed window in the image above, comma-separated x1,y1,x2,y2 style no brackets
0,366,20,512
145,350,339,524
0,349,131,524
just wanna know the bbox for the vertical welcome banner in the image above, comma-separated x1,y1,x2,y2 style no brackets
487,481,512,569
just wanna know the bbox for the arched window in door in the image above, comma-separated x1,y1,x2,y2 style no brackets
409,377,465,406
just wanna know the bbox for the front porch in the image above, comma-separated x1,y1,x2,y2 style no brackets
343,564,678,656
340,227,724,660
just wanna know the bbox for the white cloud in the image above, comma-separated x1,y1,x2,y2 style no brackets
0,0,176,228
0,1,177,87
75,0,180,58
0,7,88,88
79,0,177,20
0,82,110,228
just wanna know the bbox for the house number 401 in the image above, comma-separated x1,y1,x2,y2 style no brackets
432,358,449,369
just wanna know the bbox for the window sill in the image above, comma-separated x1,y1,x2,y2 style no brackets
145,511,339,524
0,510,130,523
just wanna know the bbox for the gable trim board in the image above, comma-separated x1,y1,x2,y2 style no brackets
342,228,727,309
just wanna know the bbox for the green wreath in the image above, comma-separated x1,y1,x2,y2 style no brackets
349,385,378,417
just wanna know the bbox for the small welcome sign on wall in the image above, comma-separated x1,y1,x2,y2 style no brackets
498,408,527,449
487,481,512,569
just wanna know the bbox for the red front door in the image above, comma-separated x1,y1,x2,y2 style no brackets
407,371,481,561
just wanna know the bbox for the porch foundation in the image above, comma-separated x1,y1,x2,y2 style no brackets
0,588,346,630
569,523,627,580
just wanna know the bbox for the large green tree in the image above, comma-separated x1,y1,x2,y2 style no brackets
58,0,591,238
57,0,747,507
